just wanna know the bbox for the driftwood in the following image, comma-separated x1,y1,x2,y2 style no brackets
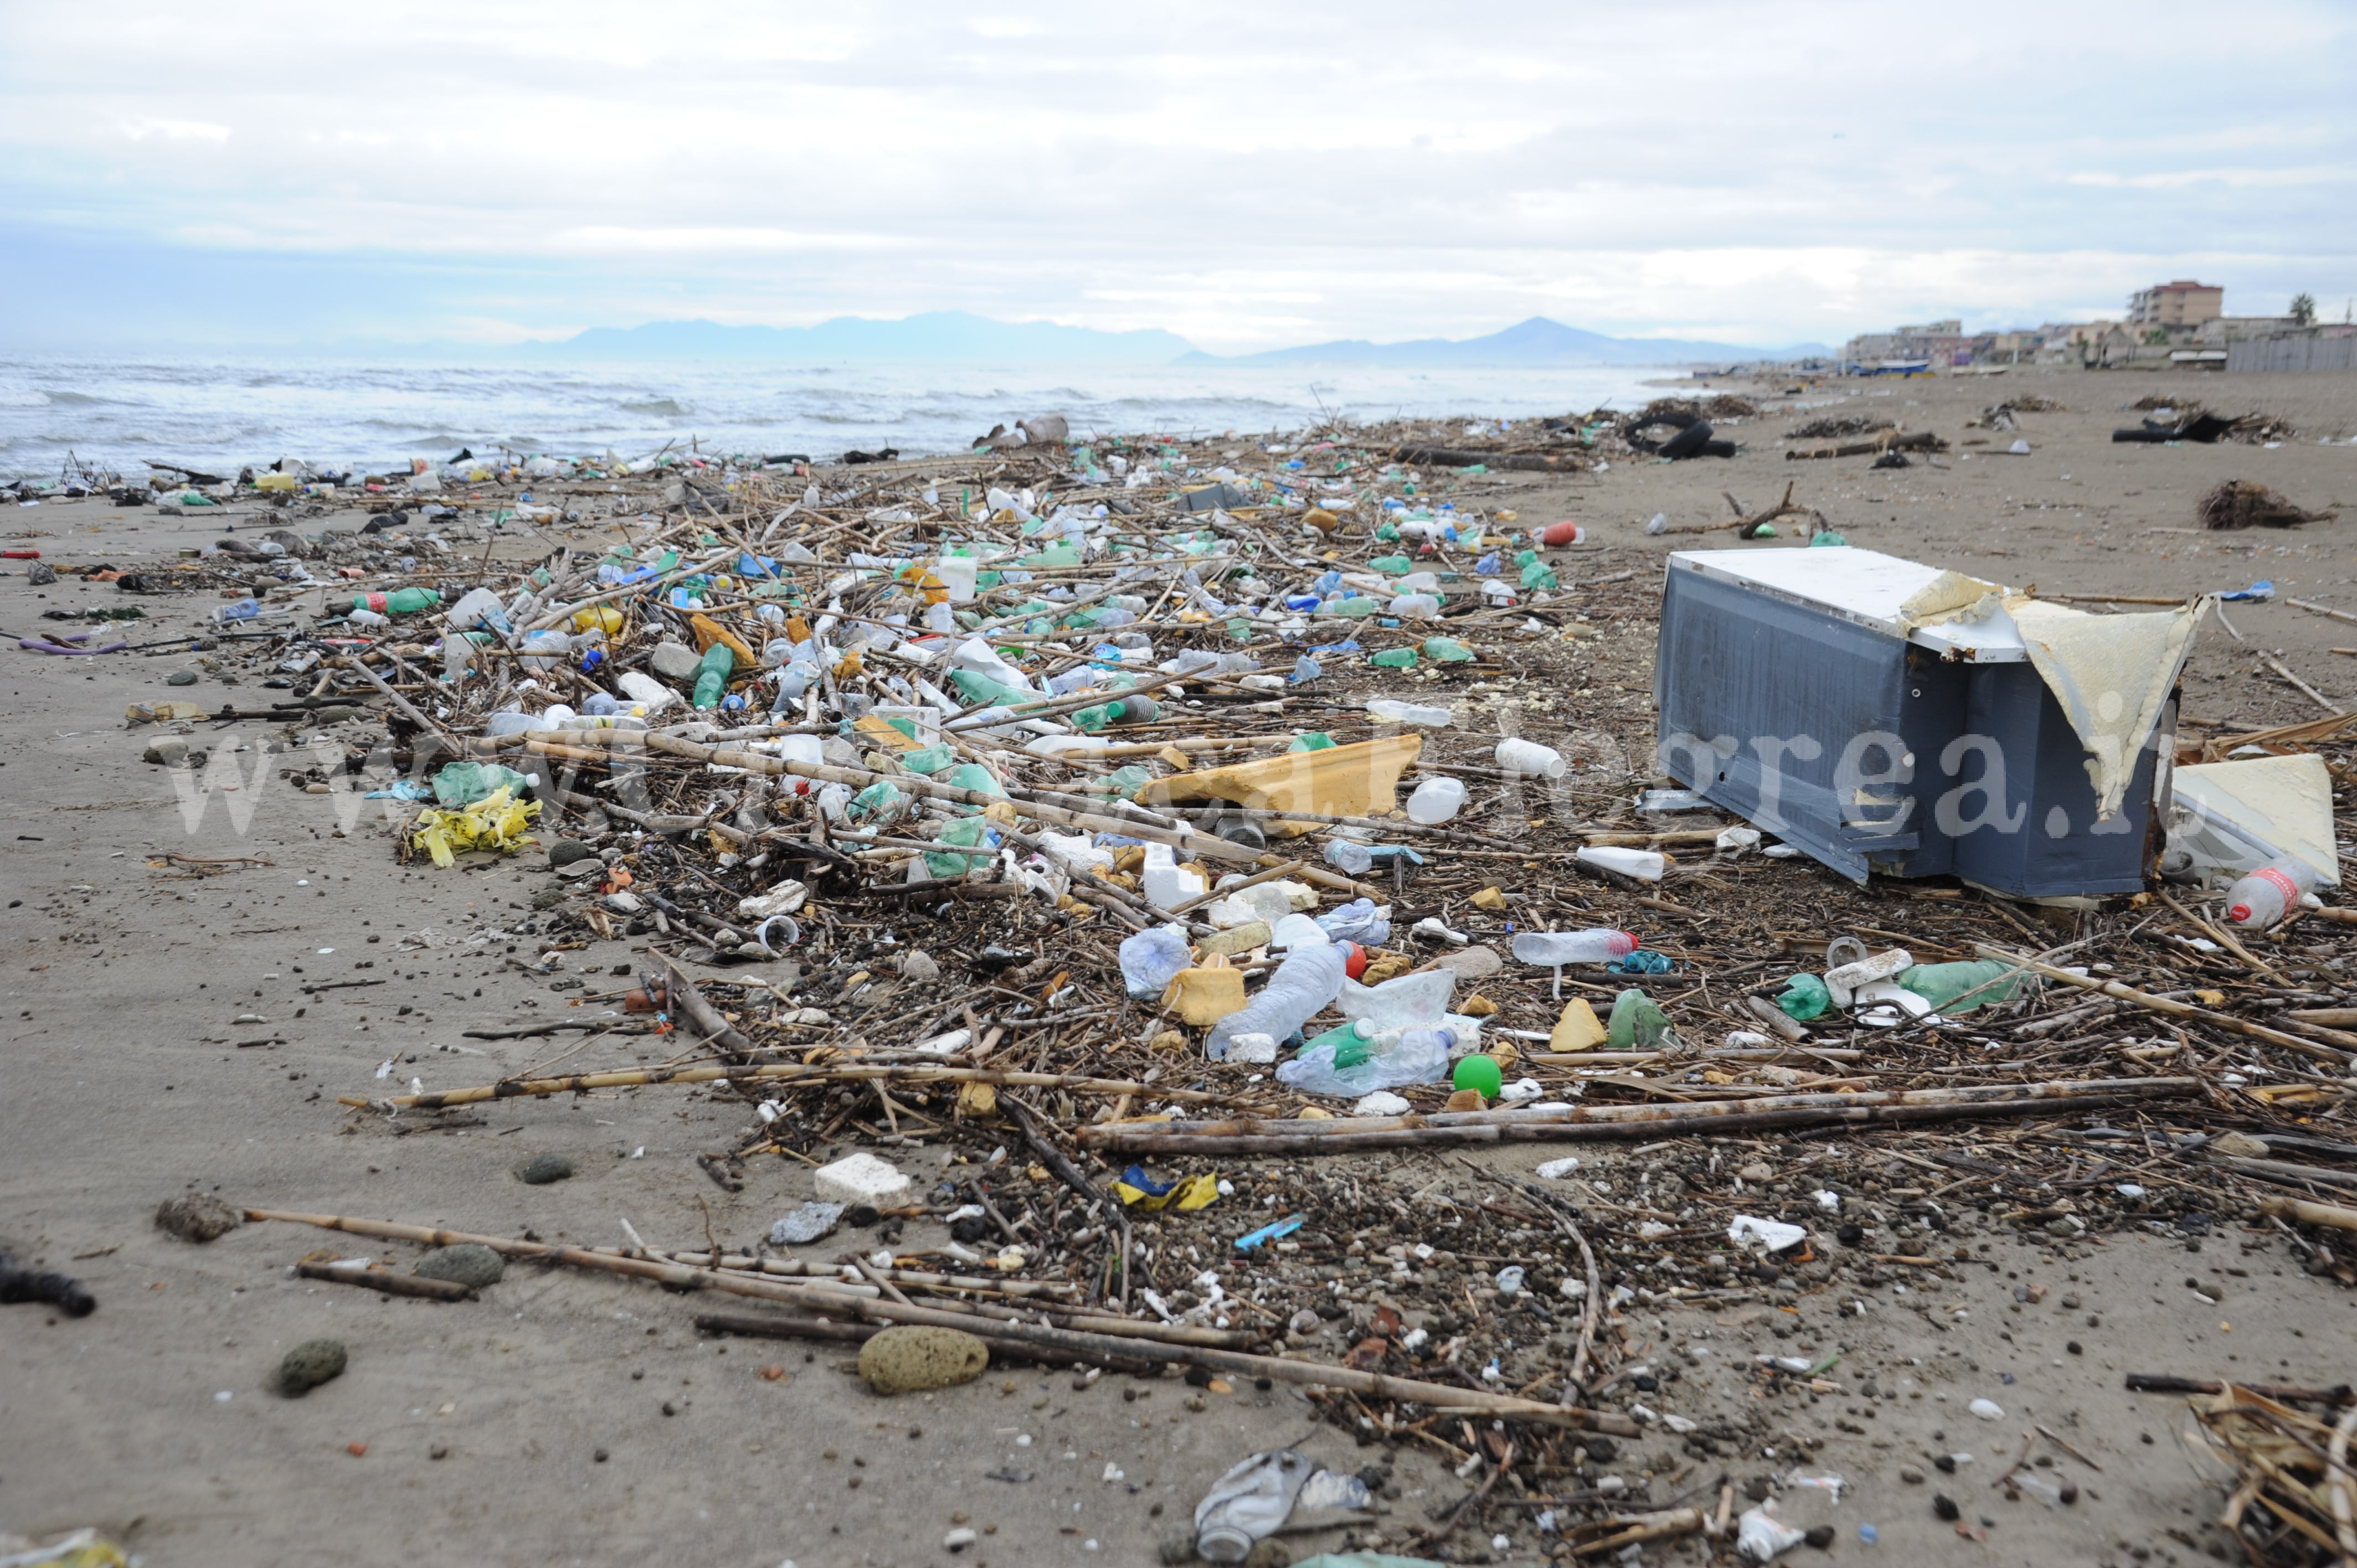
339,1060,1244,1112
241,1207,1639,1435
2260,1195,2357,1234
1649,481,1827,537
1076,1076,2199,1156
691,1310,1164,1374
1393,445,1581,473
2128,1373,2355,1406
1975,947,2357,1061
295,1261,474,1302
1784,429,1947,461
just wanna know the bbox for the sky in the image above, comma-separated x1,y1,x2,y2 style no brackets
1,0,2352,354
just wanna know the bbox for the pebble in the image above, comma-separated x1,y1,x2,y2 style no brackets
857,1326,988,1395
518,1153,575,1185
166,669,199,687
156,1193,243,1243
1898,1464,1924,1484
1933,1493,1960,1521
897,949,942,983
413,1243,505,1290
279,1338,347,1395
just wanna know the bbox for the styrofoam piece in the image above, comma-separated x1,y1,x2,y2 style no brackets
1824,947,1913,1007
812,1152,912,1208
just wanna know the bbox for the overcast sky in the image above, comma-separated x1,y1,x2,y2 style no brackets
1,0,2351,352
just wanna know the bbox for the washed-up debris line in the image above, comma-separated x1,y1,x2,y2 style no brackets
24,415,2357,1562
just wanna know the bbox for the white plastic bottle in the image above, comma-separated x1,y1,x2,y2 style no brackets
1366,699,1454,728
2225,857,2322,930
1575,844,1665,881
1206,943,1352,1061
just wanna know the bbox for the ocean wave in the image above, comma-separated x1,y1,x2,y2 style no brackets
616,398,694,417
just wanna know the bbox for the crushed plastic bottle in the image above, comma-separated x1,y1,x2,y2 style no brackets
1405,776,1466,823
1277,1027,1452,1098
1193,1449,1318,1564
1206,943,1352,1062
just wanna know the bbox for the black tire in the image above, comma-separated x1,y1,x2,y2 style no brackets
1658,419,1716,460
1622,409,1699,453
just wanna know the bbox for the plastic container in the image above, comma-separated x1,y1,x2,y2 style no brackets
935,554,979,603
445,586,511,635
1276,1027,1452,1098
1575,844,1665,881
1530,520,1587,547
1495,737,1565,778
212,597,261,624
1365,698,1453,727
1205,943,1352,1062
1387,592,1441,620
2225,856,2322,930
1141,844,1205,910
518,629,569,670
1405,776,1466,823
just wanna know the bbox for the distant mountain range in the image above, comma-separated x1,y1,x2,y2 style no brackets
1179,316,1829,368
523,311,1824,367
531,311,1194,362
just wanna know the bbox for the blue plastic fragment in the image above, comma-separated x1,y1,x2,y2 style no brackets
1234,1214,1306,1252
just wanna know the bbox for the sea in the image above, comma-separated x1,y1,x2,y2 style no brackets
0,358,1680,481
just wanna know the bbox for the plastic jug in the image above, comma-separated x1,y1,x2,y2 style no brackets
1405,776,1466,823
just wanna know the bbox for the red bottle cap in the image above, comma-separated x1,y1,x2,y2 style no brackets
2227,904,2252,924
1340,942,1370,979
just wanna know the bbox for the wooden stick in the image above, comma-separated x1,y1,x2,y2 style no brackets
690,1310,1163,1374
2127,1373,2355,1406
1077,1077,2199,1155
339,1060,1243,1112
2258,651,2344,716
240,1207,1637,1434
1973,945,2357,1061
2289,597,2357,627
2260,1195,2357,1234
295,1261,473,1301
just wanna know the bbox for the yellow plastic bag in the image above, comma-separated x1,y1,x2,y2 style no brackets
409,786,540,868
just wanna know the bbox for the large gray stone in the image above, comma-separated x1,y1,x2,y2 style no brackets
650,642,702,682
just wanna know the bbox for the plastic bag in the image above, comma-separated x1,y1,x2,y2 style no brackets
1778,973,1831,1021
409,786,540,868
1896,960,2027,1013
430,760,533,808
1605,988,1673,1050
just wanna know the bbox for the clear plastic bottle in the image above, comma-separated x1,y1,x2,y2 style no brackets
1365,698,1454,726
2225,856,2322,930
1513,929,1638,966
1206,942,1353,1062
1276,1027,1453,1097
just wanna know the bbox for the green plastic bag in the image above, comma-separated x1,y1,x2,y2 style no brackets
1809,529,1848,547
1777,972,1831,1021
1897,960,2027,1013
1288,733,1336,752
924,816,997,879
899,744,956,776
430,761,532,808
1606,987,1672,1050
848,781,902,822
1519,561,1560,591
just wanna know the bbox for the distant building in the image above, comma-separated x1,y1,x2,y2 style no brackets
2195,314,2297,346
1841,319,1965,368
2128,281,2224,329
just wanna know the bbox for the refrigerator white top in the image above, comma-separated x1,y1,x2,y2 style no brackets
1667,546,2027,662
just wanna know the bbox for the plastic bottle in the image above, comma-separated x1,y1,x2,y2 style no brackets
1071,694,1160,731
1388,592,1441,620
445,586,511,635
691,642,736,709
1276,1027,1453,1098
1268,911,1329,950
1512,929,1638,968
1406,776,1466,823
1576,844,1665,881
1496,737,1566,778
211,596,261,624
1193,1449,1318,1564
1206,943,1352,1062
1530,520,1587,547
353,586,440,617
2225,856,2322,930
1365,698,1453,727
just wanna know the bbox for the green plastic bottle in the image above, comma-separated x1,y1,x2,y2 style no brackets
353,586,441,616
1305,1019,1376,1068
1370,648,1418,670
1422,637,1474,663
690,642,735,709
1370,554,1413,575
1321,596,1382,618
1071,694,1161,732
948,669,1026,708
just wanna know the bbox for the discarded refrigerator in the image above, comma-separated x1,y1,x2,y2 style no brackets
1653,546,2204,898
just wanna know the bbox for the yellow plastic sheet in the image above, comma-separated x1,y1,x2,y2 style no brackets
1113,1173,1220,1211
409,786,541,868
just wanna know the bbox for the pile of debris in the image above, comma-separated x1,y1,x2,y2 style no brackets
25,413,2357,1565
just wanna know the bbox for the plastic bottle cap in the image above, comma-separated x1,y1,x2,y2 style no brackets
2227,904,2251,924
1340,942,1369,979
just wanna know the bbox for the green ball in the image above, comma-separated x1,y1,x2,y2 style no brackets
1451,1054,1504,1100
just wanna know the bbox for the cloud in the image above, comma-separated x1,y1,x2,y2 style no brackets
1,0,2351,349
